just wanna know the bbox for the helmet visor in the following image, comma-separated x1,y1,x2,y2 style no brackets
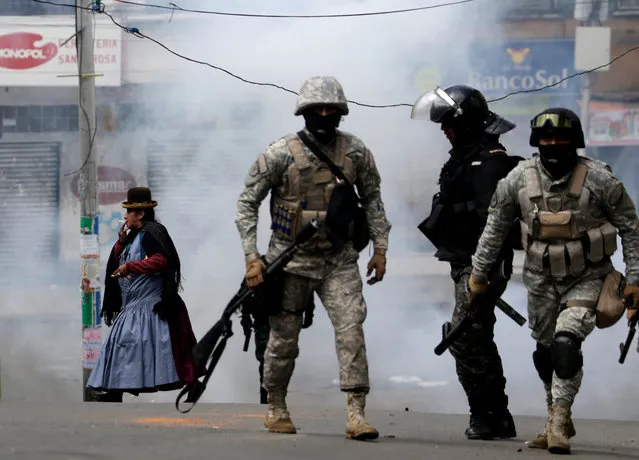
410,86,464,121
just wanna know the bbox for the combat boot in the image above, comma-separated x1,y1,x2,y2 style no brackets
264,388,296,434
345,392,379,441
547,400,572,454
528,387,553,449
491,410,516,439
488,391,516,439
465,394,493,440
528,389,576,450
464,415,493,440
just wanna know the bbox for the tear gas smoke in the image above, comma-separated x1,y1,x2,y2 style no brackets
1,0,638,422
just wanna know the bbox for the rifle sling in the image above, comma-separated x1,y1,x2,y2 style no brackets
175,321,233,414
297,130,358,196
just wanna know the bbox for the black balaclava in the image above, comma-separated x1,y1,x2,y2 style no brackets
441,111,483,151
303,109,342,144
539,144,578,178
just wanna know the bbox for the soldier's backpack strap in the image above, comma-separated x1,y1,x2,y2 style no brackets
567,161,588,198
524,165,543,201
285,136,311,197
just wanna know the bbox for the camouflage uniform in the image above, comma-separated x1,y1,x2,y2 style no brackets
243,285,314,405
235,76,391,440
252,308,270,403
471,154,639,452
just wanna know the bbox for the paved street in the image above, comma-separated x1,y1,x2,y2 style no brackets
1,402,639,459
2,251,639,458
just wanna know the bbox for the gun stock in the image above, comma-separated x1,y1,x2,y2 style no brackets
618,294,637,365
496,298,526,327
175,219,320,413
434,296,524,356
434,317,470,355
619,316,638,364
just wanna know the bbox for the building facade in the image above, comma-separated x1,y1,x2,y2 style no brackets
1,0,637,277
497,0,639,201
407,0,639,250
0,1,264,284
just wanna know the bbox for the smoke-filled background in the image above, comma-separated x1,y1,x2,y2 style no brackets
1,0,639,422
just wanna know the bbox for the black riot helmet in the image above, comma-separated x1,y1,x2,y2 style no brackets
529,107,585,148
530,108,584,178
411,85,515,146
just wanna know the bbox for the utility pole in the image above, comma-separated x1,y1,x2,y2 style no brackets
77,0,101,402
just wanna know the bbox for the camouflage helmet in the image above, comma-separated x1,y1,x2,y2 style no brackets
294,76,349,116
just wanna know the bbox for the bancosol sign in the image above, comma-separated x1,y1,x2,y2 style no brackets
71,166,136,206
465,39,578,96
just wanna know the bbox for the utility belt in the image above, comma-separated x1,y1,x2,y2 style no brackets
271,202,333,250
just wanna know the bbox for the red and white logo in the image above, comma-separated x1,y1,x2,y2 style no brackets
0,32,58,70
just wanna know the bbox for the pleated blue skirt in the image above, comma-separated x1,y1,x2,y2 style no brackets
87,297,179,392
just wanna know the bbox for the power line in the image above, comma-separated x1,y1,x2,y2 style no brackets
111,0,473,18
102,9,414,109
32,0,88,10
31,0,639,109
486,45,639,103
102,9,639,109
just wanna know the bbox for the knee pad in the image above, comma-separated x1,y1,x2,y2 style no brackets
550,331,583,380
532,342,553,385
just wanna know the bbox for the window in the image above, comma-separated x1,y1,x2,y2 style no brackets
0,0,73,16
612,0,639,15
1,105,79,133
501,0,564,19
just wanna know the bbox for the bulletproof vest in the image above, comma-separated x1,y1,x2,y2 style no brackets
431,147,508,254
518,159,618,278
270,134,355,249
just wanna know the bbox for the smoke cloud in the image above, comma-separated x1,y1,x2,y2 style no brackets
1,0,638,424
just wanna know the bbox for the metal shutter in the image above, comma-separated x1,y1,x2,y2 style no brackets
0,142,60,279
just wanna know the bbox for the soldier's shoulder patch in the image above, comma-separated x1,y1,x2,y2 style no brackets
249,153,268,177
607,181,624,206
365,148,376,169
490,193,500,208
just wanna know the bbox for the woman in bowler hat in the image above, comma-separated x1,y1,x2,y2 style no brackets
87,187,199,402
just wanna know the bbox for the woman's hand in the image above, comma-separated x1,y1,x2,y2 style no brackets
112,264,130,278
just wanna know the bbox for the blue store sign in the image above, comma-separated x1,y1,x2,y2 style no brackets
463,39,578,96
412,39,579,98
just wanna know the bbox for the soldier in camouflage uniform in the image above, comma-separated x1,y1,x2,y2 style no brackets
235,76,391,440
469,108,639,454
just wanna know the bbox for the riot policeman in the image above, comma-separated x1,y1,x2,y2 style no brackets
411,85,521,440
469,108,639,454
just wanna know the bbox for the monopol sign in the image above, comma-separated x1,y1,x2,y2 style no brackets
0,23,122,87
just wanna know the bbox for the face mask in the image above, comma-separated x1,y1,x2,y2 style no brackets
442,113,482,149
303,111,341,144
539,144,577,178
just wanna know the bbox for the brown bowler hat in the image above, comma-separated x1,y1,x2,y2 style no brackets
122,187,158,209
